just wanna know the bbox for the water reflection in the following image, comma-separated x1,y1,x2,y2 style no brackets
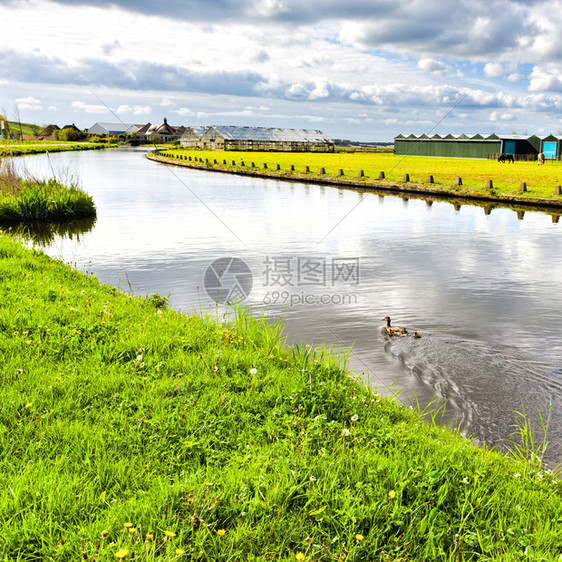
12,148,562,466
1,217,96,246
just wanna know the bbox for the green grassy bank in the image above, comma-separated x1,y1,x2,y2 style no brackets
0,141,116,157
158,149,562,204
0,161,95,224
0,235,561,561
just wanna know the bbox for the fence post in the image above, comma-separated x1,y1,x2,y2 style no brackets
519,182,527,192
455,177,463,186
403,173,410,182
426,175,434,184
358,170,364,178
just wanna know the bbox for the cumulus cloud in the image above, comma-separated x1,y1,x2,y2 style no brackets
490,111,516,121
528,65,562,91
72,101,108,113
483,62,506,78
418,58,450,74
16,96,42,110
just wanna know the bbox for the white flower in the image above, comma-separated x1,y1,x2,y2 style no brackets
342,428,350,437
514,473,521,479
351,414,358,422
249,368,257,375
136,355,143,362
156,310,162,315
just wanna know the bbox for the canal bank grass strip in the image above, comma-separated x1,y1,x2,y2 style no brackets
151,149,562,209
0,141,116,157
0,159,96,223
1,235,561,561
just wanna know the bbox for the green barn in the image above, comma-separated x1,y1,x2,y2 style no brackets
394,133,542,160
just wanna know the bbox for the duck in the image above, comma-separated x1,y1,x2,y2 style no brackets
382,316,408,336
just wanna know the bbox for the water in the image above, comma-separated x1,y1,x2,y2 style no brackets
10,148,562,466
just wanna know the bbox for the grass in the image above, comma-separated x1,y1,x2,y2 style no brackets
163,149,562,202
0,159,96,223
0,234,561,561
0,140,115,157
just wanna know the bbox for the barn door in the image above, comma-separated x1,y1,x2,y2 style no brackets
504,141,516,154
543,141,557,160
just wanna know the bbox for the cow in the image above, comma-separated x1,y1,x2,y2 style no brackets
537,152,545,165
498,153,514,163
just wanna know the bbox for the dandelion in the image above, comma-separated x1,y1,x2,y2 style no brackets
164,530,176,538
175,549,185,556
115,549,129,559
388,490,396,499
156,310,162,315
514,473,521,479
136,355,143,361
309,476,316,482
146,533,153,540
101,529,109,537
25,403,32,408
128,527,137,534
296,554,305,561
342,428,350,437
355,534,364,542
217,529,226,536
124,522,133,529
249,368,257,375
351,414,359,422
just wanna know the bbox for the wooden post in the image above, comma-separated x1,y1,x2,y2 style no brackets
486,179,493,189
552,215,560,223
305,166,310,173
232,160,236,166
358,170,364,178
251,162,255,168
263,163,268,169
403,173,410,182
240,161,245,166
275,164,280,171
290,165,295,171
455,177,462,186
319,167,325,175
222,159,227,165
378,172,385,180
213,159,217,164
426,175,434,184
517,210,525,220
554,185,562,196
519,182,527,192
338,169,344,176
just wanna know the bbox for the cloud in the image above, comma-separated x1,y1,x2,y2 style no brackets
528,65,562,91
116,104,152,115
72,101,108,113
490,111,516,121
0,50,266,96
418,58,450,74
484,62,506,78
16,96,42,110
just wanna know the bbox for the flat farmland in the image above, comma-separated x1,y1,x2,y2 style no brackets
172,149,562,201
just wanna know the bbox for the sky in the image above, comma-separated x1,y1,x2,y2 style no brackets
3,0,562,141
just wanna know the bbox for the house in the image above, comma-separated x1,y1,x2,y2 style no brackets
191,126,334,152
87,122,141,136
136,118,184,143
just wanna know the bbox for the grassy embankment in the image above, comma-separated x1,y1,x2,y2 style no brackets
0,160,95,223
1,234,561,560
161,149,562,202
0,141,115,157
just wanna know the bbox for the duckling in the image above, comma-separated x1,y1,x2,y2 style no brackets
382,316,408,336
412,331,421,339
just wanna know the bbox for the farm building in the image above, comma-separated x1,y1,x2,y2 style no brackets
394,133,542,160
181,126,335,152
87,122,141,135
179,126,207,148
540,135,562,160
136,118,185,143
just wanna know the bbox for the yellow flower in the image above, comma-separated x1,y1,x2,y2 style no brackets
146,533,153,540
115,549,129,559
164,530,176,538
128,527,137,533
355,534,364,542
25,403,32,408
217,529,226,536
101,529,109,537
296,554,305,561
388,490,396,499
123,522,133,528
175,549,185,556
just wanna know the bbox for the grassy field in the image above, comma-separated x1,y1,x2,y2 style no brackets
0,160,96,223
0,234,561,560
169,149,562,201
